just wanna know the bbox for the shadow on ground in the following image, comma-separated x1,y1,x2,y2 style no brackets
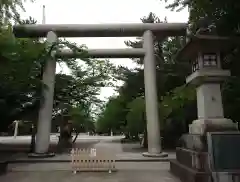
121,143,147,153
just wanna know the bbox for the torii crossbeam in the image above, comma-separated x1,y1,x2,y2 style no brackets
13,23,186,38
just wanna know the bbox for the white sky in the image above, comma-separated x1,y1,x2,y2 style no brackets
21,0,188,101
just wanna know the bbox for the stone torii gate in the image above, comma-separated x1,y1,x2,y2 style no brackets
13,23,187,157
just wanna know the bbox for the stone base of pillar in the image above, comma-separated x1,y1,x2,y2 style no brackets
189,118,238,135
28,152,55,158
142,152,168,158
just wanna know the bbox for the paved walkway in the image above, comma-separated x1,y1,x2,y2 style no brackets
3,162,179,182
0,135,179,182
7,141,175,162
0,170,180,182
7,161,171,171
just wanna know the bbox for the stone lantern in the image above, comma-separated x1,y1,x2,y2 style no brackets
170,34,240,182
178,34,237,134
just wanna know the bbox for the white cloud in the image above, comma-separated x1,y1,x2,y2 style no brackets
21,0,188,101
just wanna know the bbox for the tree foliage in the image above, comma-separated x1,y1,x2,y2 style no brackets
0,0,34,24
0,0,117,133
96,12,193,142
126,97,145,138
96,95,127,134
98,0,240,147
161,0,240,122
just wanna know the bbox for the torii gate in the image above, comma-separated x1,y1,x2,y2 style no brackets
13,23,187,157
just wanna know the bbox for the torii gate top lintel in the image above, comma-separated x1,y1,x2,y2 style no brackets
13,23,187,38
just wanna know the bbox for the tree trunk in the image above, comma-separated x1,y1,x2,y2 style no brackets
57,124,72,153
30,123,36,153
72,131,79,144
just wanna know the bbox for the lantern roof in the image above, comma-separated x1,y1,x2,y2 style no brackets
176,34,240,61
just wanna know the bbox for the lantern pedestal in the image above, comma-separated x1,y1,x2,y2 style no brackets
189,118,237,135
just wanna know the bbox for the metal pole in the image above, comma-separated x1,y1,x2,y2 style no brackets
42,5,46,24
35,31,57,155
142,30,167,157
13,121,19,138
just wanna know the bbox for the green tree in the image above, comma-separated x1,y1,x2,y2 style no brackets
96,12,193,148
0,23,44,131
122,12,192,129
69,103,94,143
96,95,127,134
0,0,34,24
0,1,117,133
162,0,240,125
126,97,145,139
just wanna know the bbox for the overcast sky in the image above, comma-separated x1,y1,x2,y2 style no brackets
21,0,188,101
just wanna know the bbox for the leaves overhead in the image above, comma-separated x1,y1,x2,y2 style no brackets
0,0,118,132
96,12,193,136
96,0,240,140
